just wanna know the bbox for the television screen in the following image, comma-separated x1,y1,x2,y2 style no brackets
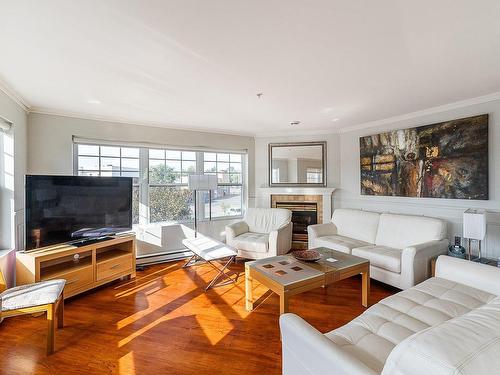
25,175,132,250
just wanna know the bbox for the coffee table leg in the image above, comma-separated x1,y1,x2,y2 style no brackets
279,292,289,314
362,267,370,308
245,264,254,311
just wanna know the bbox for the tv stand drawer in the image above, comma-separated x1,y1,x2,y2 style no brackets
97,253,133,281
43,265,94,296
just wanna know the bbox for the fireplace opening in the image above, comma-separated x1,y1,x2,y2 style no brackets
275,202,318,249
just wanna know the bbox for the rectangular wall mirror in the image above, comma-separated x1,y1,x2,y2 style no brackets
269,141,327,186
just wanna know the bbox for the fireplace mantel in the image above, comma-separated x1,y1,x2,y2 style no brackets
253,186,337,224
256,186,336,195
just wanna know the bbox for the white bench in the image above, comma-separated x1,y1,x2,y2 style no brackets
182,236,238,290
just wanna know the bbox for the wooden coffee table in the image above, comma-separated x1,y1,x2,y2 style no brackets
245,247,370,314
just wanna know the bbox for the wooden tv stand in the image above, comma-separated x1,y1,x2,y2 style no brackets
16,235,136,299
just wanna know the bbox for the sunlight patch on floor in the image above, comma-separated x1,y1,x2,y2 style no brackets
192,294,234,345
210,283,251,318
118,351,135,375
118,306,192,347
116,284,198,330
114,278,166,299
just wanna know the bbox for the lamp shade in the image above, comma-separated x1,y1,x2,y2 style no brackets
188,174,218,190
463,209,486,240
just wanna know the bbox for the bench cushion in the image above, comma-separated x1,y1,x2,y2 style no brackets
324,277,496,373
1,279,65,312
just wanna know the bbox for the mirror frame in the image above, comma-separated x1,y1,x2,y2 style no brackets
268,141,327,187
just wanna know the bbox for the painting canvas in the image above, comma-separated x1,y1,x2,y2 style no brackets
360,114,488,200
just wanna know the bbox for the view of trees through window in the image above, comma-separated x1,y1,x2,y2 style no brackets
148,150,196,223
75,144,244,225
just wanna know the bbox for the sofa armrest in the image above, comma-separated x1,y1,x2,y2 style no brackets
279,314,378,375
225,221,249,245
401,239,449,289
269,222,293,256
435,255,500,296
307,223,337,248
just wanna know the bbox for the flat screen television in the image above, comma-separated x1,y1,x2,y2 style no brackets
25,175,132,250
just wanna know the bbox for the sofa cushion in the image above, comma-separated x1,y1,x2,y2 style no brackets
352,245,402,273
375,213,447,249
331,209,380,244
382,296,500,375
324,277,496,373
314,235,371,254
231,232,269,253
244,208,291,234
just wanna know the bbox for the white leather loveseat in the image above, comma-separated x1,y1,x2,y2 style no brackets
308,209,448,289
280,256,500,375
225,208,292,259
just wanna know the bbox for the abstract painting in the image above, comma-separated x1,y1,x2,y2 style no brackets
360,114,488,200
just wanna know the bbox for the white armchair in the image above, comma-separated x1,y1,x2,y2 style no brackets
226,208,292,259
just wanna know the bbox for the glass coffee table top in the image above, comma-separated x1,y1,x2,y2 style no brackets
247,256,324,287
305,247,369,274
247,248,369,287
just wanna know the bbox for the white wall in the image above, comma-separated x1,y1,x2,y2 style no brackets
28,112,255,195
27,112,255,254
337,99,500,259
0,88,28,287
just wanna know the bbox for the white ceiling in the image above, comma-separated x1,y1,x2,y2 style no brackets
1,0,500,136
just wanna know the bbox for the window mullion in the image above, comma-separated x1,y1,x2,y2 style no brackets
139,147,149,225
196,151,205,220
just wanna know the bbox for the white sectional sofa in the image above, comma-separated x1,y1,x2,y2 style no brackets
225,208,293,260
308,208,448,289
280,256,500,375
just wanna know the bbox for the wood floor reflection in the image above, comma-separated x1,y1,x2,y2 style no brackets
0,260,396,375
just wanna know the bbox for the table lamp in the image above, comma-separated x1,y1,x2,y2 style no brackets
188,174,218,237
463,209,487,262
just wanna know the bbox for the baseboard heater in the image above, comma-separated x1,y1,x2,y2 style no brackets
136,248,193,267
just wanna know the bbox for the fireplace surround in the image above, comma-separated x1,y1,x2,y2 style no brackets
271,194,323,250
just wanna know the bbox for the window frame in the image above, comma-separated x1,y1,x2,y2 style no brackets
73,143,246,225
147,148,197,224
202,152,245,220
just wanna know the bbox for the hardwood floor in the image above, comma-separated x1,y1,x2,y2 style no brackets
0,260,396,375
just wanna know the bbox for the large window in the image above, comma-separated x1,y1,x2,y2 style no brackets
75,143,245,225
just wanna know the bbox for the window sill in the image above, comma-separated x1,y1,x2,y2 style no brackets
144,215,243,227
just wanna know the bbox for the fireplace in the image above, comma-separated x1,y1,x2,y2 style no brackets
275,202,318,248
270,194,322,249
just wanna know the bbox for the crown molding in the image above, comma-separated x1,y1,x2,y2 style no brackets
0,78,30,112
29,107,256,138
255,91,500,138
337,91,500,134
254,127,340,138
2,79,499,138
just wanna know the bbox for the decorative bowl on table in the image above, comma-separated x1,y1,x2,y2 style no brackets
292,250,322,262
